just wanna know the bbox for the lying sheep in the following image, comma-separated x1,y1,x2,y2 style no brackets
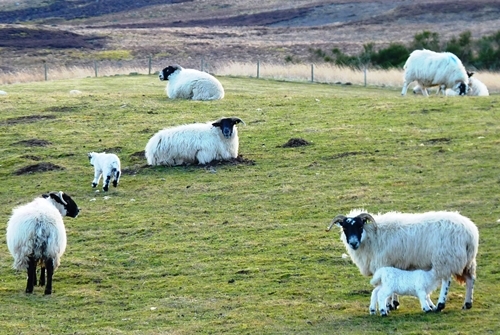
159,65,225,100
88,152,121,192
370,267,441,316
145,117,244,166
401,49,469,96
446,72,489,96
326,210,479,311
6,191,80,294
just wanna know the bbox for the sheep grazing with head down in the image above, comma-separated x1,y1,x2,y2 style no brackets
145,117,245,166
369,267,441,316
6,191,80,294
88,152,121,192
326,209,479,311
401,49,469,97
159,65,225,101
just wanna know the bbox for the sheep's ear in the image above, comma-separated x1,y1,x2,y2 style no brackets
48,191,67,205
231,117,245,125
467,71,474,78
212,120,221,128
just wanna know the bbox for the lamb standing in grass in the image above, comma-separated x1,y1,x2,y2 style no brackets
401,49,469,96
145,117,244,166
159,64,225,100
88,152,121,192
369,267,441,316
6,191,80,294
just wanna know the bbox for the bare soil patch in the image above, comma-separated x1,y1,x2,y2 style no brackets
330,151,365,159
21,155,42,161
201,155,255,167
14,162,64,175
1,115,56,125
44,106,80,113
280,138,310,148
12,138,51,147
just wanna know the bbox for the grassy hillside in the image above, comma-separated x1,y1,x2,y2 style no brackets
0,76,499,334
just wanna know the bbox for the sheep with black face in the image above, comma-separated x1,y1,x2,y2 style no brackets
145,117,245,166
6,191,80,294
159,65,225,101
326,209,479,312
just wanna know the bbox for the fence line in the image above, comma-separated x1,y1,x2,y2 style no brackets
1,57,499,92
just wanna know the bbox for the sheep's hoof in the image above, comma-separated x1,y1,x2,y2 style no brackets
463,302,472,310
44,290,52,295
393,301,400,310
112,181,118,187
380,311,388,317
369,309,376,315
25,288,33,294
92,183,97,188
436,303,445,311
103,186,109,192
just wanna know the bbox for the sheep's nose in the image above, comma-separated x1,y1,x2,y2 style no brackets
349,241,360,250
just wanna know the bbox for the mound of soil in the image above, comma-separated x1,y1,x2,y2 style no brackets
130,150,145,159
280,138,310,148
12,138,51,147
14,162,64,175
201,155,255,167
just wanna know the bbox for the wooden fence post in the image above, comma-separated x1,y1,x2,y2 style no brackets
257,60,260,79
148,56,152,75
311,64,314,82
44,62,48,81
94,61,98,77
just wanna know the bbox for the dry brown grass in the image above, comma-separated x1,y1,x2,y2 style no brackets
1,61,499,94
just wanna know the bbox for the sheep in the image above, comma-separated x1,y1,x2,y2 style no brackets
326,209,479,311
401,49,469,97
369,267,441,316
145,117,245,166
6,191,80,294
88,152,121,192
159,65,224,101
446,72,489,96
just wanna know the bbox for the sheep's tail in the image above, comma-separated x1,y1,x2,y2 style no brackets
370,271,382,287
454,239,478,285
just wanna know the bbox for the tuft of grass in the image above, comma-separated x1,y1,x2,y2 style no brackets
0,75,499,334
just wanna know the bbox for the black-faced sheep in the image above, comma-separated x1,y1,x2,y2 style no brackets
6,191,80,294
88,152,121,192
159,65,225,101
326,209,479,311
401,49,469,96
369,267,441,316
145,117,244,166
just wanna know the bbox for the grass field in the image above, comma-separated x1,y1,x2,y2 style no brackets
0,75,499,334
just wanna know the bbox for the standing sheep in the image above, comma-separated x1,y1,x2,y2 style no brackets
88,152,121,192
326,209,479,311
145,117,244,166
401,49,469,97
6,191,80,294
369,267,441,316
159,65,225,100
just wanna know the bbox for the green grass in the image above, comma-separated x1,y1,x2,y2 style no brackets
0,75,499,334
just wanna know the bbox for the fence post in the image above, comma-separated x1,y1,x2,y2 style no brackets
257,60,260,79
148,56,152,75
201,57,204,72
94,61,98,77
311,64,314,82
364,66,367,87
44,62,48,81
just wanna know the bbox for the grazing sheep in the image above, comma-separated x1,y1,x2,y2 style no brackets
145,117,244,166
446,72,489,96
88,152,121,192
401,49,469,97
369,267,441,316
6,191,80,294
159,65,224,100
326,209,479,311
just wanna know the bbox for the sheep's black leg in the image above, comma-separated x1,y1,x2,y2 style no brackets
103,175,111,192
39,266,46,286
112,170,120,187
25,257,36,294
44,258,54,295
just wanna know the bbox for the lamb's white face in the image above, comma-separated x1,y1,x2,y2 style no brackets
88,152,97,166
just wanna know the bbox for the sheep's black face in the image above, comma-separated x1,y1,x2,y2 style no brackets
62,193,80,218
159,66,179,81
458,82,468,95
213,118,243,139
337,217,366,250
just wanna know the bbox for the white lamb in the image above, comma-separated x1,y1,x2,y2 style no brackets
145,117,244,166
88,152,121,192
369,267,441,316
159,64,224,100
446,72,489,96
401,49,469,97
326,210,479,311
6,191,80,294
